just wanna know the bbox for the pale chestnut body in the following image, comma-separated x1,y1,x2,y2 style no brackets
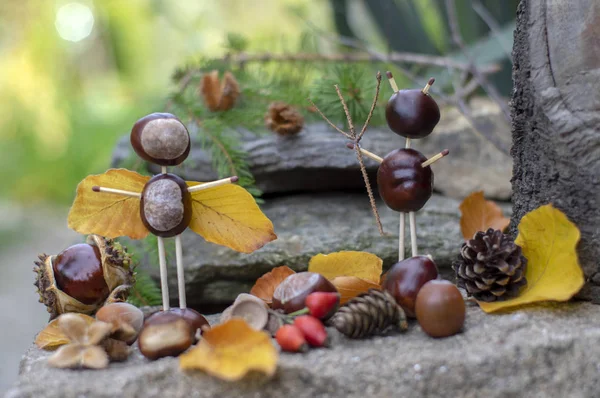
140,173,191,238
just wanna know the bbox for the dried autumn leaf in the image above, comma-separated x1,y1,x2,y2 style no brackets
68,169,150,240
308,251,382,283
250,266,296,305
332,276,381,305
180,318,277,381
459,191,510,241
201,70,221,112
187,182,277,253
478,204,584,313
35,314,96,350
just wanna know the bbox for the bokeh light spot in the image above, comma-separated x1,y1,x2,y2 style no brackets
55,2,95,42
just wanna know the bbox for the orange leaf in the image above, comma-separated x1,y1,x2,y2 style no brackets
308,251,382,283
35,314,96,350
459,191,510,240
67,169,150,239
187,182,277,253
250,266,296,305
179,318,277,381
332,276,381,304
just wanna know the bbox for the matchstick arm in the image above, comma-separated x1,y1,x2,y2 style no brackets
345,143,383,164
187,176,239,193
92,186,141,198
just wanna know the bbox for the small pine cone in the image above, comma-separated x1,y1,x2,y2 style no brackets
265,102,304,136
331,289,407,339
453,228,527,302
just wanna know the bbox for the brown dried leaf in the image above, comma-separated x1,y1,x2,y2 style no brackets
35,314,96,350
459,191,510,241
250,266,296,305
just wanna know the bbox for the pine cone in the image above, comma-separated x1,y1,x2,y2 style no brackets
331,289,407,339
453,228,527,302
265,102,304,136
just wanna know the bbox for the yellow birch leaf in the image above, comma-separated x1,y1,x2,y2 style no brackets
35,314,96,350
180,318,277,381
459,191,510,241
332,276,381,304
187,182,277,253
478,204,584,313
308,251,382,283
67,169,150,239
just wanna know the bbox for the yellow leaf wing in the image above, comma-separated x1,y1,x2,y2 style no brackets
459,191,510,241
67,169,149,239
180,318,277,381
187,182,276,253
478,204,584,313
331,276,381,305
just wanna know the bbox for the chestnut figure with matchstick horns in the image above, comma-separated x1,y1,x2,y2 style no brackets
309,72,449,263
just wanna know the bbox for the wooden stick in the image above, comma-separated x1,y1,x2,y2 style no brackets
157,237,170,311
357,71,382,141
307,98,353,139
187,176,239,193
409,212,418,256
91,186,141,198
399,213,405,261
422,77,435,95
161,166,167,174
405,138,412,149
421,149,450,168
346,143,383,163
175,235,186,310
334,84,355,136
386,71,399,92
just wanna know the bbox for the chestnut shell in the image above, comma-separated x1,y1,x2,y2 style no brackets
140,173,192,238
377,148,433,212
272,272,338,314
130,113,190,166
383,256,438,318
385,90,440,139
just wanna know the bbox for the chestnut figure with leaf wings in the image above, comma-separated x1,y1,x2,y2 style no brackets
68,113,277,312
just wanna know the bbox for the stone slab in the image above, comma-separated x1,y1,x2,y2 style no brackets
7,302,600,398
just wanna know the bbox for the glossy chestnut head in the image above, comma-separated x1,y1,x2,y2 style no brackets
272,272,338,314
385,89,440,139
140,173,192,238
377,148,433,212
130,113,190,166
138,311,194,360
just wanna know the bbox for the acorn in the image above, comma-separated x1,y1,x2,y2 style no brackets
34,234,134,320
140,173,192,238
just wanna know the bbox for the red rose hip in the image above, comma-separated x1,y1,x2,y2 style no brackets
293,315,329,347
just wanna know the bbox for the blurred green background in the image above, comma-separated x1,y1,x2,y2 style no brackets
0,0,517,392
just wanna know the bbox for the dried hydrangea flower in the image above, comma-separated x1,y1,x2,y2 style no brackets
48,313,113,369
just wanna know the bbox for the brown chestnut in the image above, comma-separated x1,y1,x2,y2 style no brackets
138,311,194,360
140,173,192,238
130,113,190,166
415,280,465,338
52,243,109,305
377,148,433,213
383,256,438,318
272,272,337,313
96,302,144,344
168,307,210,338
385,89,440,139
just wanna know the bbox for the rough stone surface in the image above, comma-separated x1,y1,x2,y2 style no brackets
8,302,600,398
112,99,512,200
129,193,482,310
511,0,600,302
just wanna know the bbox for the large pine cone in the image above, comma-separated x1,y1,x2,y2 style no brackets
453,228,527,302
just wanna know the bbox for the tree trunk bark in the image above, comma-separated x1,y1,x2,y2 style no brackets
511,0,600,301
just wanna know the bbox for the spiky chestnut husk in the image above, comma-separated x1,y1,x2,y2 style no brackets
34,235,135,320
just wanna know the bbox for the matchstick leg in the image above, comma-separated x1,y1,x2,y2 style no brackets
409,212,418,257
157,237,170,311
187,176,239,193
399,212,405,261
175,235,186,309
